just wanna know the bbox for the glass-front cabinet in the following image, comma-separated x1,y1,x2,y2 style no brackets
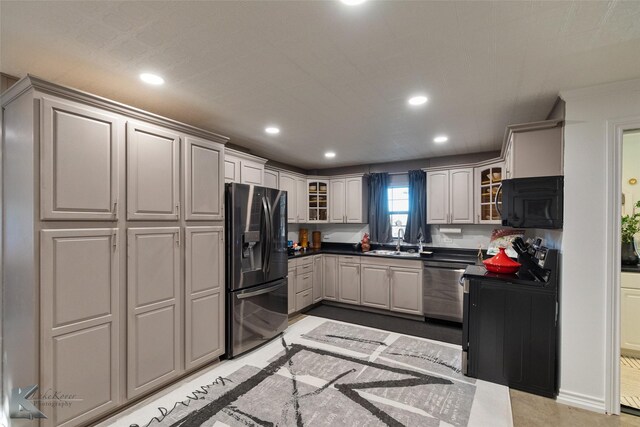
475,162,504,224
307,179,329,222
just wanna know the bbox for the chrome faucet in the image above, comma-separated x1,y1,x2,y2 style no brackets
396,228,404,252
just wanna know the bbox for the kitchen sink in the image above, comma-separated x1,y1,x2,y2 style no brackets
367,250,420,258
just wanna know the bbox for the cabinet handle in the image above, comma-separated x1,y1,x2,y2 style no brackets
113,200,118,214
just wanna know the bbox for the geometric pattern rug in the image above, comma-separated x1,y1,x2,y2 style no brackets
622,355,640,409
101,317,512,427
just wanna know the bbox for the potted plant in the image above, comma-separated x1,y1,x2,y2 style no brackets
622,200,640,265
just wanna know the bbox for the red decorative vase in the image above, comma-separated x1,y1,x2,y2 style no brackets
483,247,521,274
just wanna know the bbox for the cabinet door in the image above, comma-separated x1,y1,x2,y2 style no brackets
475,163,503,224
127,227,181,398
390,267,422,315
288,265,297,314
264,169,279,189
622,288,640,352
185,226,224,370
40,228,120,427
427,171,449,224
184,136,223,221
345,177,363,223
330,179,346,223
280,174,297,223
361,265,390,309
339,262,361,305
296,177,308,223
240,160,264,185
313,255,323,303
41,97,119,220
323,255,338,300
127,122,180,220
224,156,240,183
450,168,474,223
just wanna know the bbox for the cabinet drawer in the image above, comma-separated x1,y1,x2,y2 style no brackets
339,255,360,263
296,289,313,311
296,272,313,293
296,263,314,275
299,257,313,267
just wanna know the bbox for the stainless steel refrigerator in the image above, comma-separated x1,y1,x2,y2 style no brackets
225,183,288,358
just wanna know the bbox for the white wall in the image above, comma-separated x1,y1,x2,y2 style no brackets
558,78,640,412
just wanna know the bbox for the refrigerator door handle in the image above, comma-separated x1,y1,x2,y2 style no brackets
236,282,283,299
261,195,272,273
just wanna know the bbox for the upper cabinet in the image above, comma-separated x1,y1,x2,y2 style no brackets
279,171,307,223
329,175,367,223
503,119,563,179
475,162,503,224
427,168,474,224
264,167,279,189
224,148,266,186
127,121,180,221
41,97,120,220
184,136,224,221
307,179,329,223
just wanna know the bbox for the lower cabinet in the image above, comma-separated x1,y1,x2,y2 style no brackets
40,228,120,427
127,227,182,399
390,267,423,315
184,226,225,370
323,255,339,300
312,255,323,303
361,264,390,309
288,261,297,314
338,257,361,304
622,282,640,353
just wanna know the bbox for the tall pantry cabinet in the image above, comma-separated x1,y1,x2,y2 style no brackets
2,76,228,427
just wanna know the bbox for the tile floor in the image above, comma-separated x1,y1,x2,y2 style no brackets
622,355,640,409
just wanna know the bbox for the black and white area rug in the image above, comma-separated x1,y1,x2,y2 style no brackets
103,317,512,427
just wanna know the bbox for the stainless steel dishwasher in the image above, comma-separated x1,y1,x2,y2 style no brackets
423,260,473,323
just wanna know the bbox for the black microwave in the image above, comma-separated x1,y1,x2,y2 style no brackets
499,176,563,229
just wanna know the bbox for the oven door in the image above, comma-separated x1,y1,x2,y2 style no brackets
227,279,288,358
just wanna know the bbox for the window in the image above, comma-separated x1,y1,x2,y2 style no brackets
388,186,409,239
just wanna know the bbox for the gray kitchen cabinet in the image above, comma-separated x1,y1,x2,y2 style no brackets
127,121,180,220
329,176,367,223
338,256,361,305
264,167,279,189
312,255,323,303
296,176,308,223
503,119,563,179
323,255,338,300
280,172,298,223
329,179,346,222
40,228,120,427
224,148,266,185
288,260,297,314
185,226,225,370
390,266,423,315
127,227,182,398
295,257,314,311
361,264,390,309
184,136,224,221
426,168,474,224
224,156,240,183
41,96,120,221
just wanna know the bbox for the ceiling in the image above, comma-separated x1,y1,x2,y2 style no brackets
2,1,640,169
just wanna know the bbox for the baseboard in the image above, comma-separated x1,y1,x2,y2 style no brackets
556,389,606,413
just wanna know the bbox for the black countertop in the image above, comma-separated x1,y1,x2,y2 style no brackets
463,264,553,288
288,242,479,264
622,264,640,274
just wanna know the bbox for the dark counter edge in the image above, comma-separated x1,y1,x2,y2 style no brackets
622,264,640,273
288,242,482,263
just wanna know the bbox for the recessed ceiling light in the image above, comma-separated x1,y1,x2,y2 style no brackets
139,73,164,86
340,0,367,5
325,151,336,159
265,126,280,135
434,135,449,144
408,95,428,106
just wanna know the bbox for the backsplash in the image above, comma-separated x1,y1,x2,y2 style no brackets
288,222,563,250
